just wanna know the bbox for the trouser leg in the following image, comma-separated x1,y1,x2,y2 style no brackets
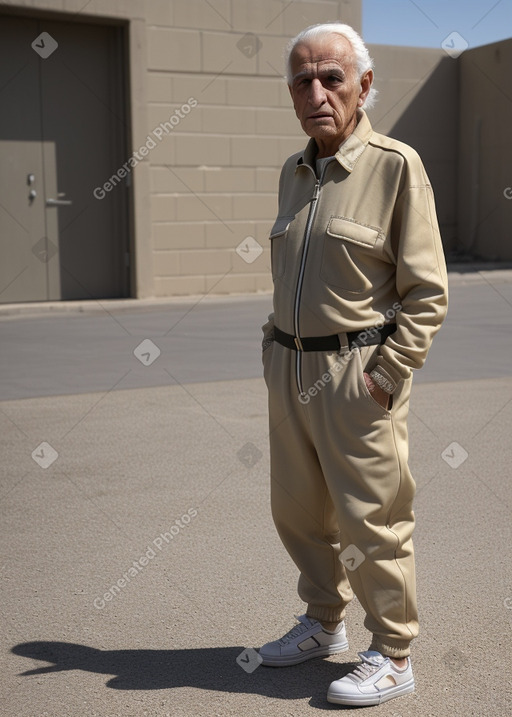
264,341,353,623
265,341,418,658
304,345,418,658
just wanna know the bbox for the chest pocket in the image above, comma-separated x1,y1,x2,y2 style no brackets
320,216,385,293
269,215,294,279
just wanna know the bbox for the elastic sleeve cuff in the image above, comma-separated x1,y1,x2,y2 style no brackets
369,360,404,394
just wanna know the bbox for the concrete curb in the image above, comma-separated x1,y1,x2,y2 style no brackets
0,291,273,319
1,267,511,319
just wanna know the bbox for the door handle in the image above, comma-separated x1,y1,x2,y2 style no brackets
46,197,73,206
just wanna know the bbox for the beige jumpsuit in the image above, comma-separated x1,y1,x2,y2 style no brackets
262,110,448,658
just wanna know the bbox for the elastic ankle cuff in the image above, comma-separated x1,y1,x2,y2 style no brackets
306,606,346,624
370,637,411,658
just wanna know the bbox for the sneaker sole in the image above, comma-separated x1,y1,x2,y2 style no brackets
326,677,415,705
260,640,349,667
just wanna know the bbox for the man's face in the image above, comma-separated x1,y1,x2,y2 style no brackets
288,34,372,154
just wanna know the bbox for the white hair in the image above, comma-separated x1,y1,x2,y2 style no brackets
285,23,378,110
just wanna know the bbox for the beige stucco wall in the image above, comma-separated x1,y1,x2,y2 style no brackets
457,39,512,260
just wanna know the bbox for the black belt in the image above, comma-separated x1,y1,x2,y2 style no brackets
274,323,397,352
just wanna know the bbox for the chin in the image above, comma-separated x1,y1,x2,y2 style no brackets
309,128,337,140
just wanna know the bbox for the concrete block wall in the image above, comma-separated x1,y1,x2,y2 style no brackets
145,0,362,296
1,0,362,299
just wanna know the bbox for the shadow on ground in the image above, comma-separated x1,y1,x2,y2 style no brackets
12,641,360,710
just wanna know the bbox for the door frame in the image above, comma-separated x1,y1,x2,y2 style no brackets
0,2,153,299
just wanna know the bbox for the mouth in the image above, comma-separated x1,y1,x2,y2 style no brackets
308,113,333,120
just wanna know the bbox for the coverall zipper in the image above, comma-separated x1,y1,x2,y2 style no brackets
293,164,328,396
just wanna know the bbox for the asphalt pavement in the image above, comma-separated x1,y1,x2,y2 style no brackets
1,270,512,717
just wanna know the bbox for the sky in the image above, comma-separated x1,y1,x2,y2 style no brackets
363,0,512,49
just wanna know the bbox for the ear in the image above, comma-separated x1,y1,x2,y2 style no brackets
357,70,373,107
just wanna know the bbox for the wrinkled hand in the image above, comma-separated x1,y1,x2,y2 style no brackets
363,372,390,409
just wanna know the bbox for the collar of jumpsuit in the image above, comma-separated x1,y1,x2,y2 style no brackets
296,108,373,174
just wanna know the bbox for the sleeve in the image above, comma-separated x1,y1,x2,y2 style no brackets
260,159,291,352
371,175,448,391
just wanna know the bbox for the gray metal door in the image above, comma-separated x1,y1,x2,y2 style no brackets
0,14,130,302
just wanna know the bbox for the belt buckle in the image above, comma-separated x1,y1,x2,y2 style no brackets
337,332,350,353
294,336,304,351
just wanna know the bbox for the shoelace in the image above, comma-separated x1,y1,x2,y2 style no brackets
350,661,381,682
278,616,313,645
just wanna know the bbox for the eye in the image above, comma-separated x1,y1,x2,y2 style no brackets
292,78,310,91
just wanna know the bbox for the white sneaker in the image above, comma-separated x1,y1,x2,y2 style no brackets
258,614,348,667
327,650,415,706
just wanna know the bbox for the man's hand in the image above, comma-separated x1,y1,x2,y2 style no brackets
363,372,390,409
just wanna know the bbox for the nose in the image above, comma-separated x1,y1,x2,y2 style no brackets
308,78,327,108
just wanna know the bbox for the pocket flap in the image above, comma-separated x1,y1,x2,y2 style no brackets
269,215,294,239
327,216,382,248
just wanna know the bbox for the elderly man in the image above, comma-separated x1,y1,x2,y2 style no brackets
259,23,448,707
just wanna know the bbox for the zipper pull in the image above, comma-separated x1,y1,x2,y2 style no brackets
312,180,320,201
